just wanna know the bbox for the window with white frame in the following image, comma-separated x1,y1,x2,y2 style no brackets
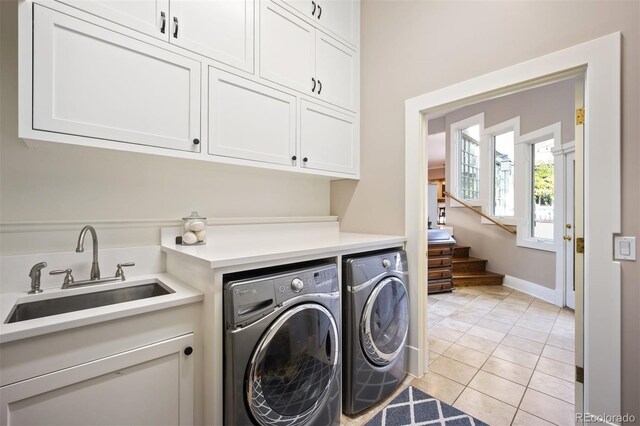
531,138,555,240
492,130,516,217
450,114,484,204
516,122,562,252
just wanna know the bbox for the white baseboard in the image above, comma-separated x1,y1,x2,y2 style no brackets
503,275,563,307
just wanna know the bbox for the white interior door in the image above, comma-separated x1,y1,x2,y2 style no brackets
57,0,169,40
169,0,254,73
564,151,576,309
33,5,201,153
259,1,316,96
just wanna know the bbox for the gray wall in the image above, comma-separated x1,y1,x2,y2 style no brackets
434,79,575,288
331,0,639,416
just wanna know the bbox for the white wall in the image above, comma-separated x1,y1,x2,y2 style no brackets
0,0,330,255
331,0,639,416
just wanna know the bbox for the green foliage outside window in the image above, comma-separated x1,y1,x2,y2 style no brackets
534,162,554,205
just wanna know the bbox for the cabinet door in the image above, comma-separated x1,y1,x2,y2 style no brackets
280,0,359,48
315,31,358,112
300,101,358,175
33,6,201,153
169,0,254,73
208,68,297,166
0,334,194,426
56,0,170,41
260,1,315,96
315,0,359,47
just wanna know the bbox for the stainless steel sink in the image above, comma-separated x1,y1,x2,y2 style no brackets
5,281,174,324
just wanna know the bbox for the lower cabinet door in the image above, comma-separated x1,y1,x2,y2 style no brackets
208,67,297,166
0,334,194,426
300,100,358,175
33,5,201,152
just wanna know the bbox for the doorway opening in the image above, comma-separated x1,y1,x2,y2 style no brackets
405,33,621,422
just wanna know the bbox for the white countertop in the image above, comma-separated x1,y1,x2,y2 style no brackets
0,273,202,344
161,224,406,268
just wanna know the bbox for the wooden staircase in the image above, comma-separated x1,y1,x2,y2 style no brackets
452,245,504,286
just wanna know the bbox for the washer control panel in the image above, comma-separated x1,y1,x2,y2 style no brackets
291,277,304,293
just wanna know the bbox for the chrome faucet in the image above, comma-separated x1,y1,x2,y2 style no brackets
28,262,47,294
76,225,100,280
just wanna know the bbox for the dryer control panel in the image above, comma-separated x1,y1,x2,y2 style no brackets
224,263,338,328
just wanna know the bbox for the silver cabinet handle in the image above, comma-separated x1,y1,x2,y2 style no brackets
173,16,179,38
160,11,166,34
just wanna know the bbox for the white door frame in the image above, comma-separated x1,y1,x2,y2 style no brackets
404,33,621,417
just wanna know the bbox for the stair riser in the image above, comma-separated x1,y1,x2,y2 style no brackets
453,261,487,273
453,247,470,258
453,276,504,286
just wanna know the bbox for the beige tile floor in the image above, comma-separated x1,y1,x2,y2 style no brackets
340,285,576,426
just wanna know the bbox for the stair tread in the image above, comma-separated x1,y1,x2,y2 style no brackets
452,257,487,263
453,271,505,278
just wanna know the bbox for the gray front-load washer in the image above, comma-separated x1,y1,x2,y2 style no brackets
224,262,341,426
342,249,409,415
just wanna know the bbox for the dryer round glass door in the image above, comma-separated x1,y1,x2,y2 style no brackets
246,303,339,426
360,277,409,366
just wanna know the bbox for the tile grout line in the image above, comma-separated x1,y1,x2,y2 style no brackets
429,285,575,426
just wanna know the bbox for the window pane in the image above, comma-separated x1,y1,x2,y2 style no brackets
493,131,515,217
532,139,554,239
458,124,480,200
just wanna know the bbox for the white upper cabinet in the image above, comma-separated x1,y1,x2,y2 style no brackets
300,101,358,175
315,31,358,113
208,68,297,166
57,0,170,40
56,0,254,73
260,1,358,112
32,5,201,152
279,0,359,47
259,1,315,95
169,0,254,73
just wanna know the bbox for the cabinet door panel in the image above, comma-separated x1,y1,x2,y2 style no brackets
208,68,296,166
316,31,358,112
260,1,315,96
316,0,359,47
33,6,201,153
169,0,254,73
0,334,194,426
300,101,357,175
56,0,169,41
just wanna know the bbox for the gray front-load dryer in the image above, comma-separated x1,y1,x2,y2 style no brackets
342,249,409,415
224,262,341,426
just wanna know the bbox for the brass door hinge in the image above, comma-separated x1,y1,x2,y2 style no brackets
576,366,584,384
576,237,585,253
576,108,585,125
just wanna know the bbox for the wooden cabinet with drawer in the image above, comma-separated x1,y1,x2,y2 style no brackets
427,231,456,294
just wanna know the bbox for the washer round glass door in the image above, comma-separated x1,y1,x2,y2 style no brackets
360,277,409,366
246,303,339,426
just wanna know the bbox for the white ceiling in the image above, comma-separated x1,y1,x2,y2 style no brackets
427,132,446,169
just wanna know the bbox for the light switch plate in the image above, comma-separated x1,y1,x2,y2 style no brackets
614,236,636,261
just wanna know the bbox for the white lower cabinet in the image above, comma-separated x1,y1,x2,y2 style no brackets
300,100,358,175
0,334,194,426
208,68,297,166
32,5,201,152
